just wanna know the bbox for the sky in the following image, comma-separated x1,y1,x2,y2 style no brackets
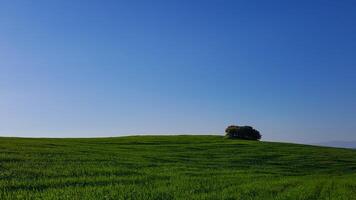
0,0,355,143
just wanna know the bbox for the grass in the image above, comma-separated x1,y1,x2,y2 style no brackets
0,135,355,200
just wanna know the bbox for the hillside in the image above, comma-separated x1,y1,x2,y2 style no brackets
0,135,355,200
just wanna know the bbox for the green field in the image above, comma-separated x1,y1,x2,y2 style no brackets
0,135,355,200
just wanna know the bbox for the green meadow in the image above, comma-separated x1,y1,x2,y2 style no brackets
0,135,355,200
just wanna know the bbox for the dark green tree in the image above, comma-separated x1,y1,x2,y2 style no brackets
225,125,261,140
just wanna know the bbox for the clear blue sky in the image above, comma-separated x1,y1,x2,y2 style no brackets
1,0,355,143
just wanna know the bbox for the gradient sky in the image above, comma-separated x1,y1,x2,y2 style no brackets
1,0,355,143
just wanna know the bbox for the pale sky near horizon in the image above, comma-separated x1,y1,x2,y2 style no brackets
1,0,355,143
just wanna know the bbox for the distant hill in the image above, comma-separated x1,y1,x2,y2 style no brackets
0,135,355,199
316,141,356,149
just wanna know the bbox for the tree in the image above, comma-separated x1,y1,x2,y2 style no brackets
225,125,261,140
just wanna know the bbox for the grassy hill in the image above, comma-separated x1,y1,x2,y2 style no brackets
0,135,355,200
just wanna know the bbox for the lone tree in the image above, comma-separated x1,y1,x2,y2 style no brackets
225,125,261,140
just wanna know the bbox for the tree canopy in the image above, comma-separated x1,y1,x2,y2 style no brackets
225,125,261,140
